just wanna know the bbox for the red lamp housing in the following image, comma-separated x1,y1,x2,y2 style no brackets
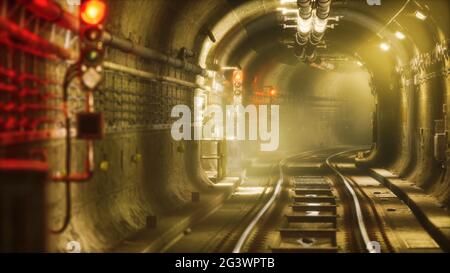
80,0,106,25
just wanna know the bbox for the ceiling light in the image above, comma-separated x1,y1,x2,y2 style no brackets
380,42,390,51
395,31,406,40
415,10,427,21
313,17,328,33
298,17,313,33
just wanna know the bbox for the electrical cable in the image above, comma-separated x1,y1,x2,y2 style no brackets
50,63,78,234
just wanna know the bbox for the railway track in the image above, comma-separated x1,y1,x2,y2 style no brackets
326,149,381,253
271,175,340,253
232,148,349,253
235,148,442,253
230,148,343,253
161,147,441,253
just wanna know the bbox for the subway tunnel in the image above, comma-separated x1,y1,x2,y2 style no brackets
0,0,450,255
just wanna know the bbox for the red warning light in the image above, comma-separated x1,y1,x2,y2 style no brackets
81,0,106,25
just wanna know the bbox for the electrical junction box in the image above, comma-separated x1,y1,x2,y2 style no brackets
76,112,104,140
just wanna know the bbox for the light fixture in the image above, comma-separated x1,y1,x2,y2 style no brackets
81,0,107,25
297,16,313,33
356,61,364,67
380,42,390,51
313,17,328,33
395,31,406,40
415,10,427,21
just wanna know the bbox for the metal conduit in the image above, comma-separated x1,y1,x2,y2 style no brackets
18,0,209,77
103,62,201,89
311,0,331,45
294,0,313,58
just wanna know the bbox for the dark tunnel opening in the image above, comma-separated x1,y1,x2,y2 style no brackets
0,0,449,255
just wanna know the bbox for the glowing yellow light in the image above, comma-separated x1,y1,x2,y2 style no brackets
415,10,427,21
395,31,406,40
380,42,390,51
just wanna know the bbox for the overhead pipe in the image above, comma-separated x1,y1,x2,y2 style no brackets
296,0,331,63
103,61,201,89
102,33,210,77
18,0,210,77
316,0,332,19
297,0,313,20
294,0,313,58
310,0,331,45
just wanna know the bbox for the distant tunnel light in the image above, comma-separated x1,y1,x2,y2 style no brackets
395,31,406,40
380,42,390,52
415,10,427,21
81,0,107,25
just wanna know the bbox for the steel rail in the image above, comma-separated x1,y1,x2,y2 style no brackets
232,172,284,253
325,148,377,253
232,148,339,253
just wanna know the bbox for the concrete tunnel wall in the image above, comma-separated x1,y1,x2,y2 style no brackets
335,1,450,208
46,0,230,252
381,8,450,207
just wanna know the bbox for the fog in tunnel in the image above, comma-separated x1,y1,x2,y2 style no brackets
276,64,375,152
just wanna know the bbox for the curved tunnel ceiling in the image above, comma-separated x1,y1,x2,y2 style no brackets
191,0,448,98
